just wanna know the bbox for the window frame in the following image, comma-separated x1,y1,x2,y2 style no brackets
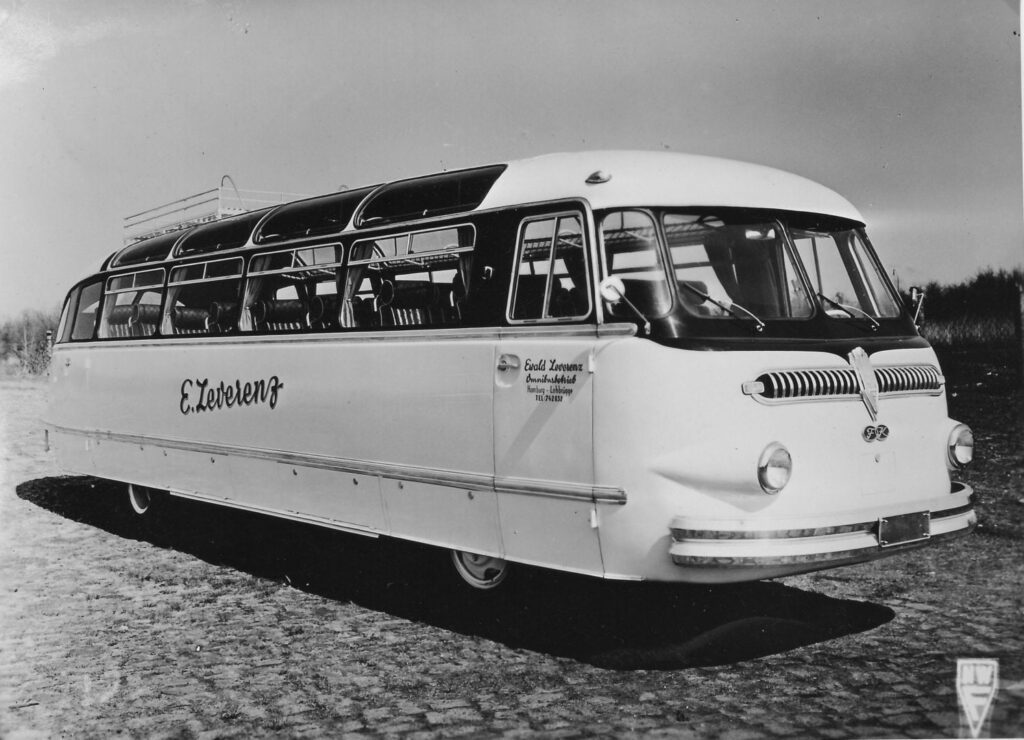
98,267,167,339
163,257,245,336
348,224,476,267
788,226,901,320
55,293,73,344
341,224,477,330
506,210,593,325
242,243,343,333
597,208,675,321
69,279,104,342
659,211,815,322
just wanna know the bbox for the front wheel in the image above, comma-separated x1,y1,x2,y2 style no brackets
450,550,510,590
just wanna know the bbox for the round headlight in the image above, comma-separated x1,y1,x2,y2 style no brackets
947,424,974,469
757,442,792,494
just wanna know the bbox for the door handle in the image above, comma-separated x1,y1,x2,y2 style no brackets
497,354,520,372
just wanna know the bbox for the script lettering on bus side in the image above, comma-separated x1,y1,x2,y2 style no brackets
179,376,284,415
523,357,584,403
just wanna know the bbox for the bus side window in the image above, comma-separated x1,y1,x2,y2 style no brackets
509,214,590,322
244,246,341,333
164,259,243,336
342,227,473,330
99,269,165,339
55,293,74,344
376,259,463,328
70,280,103,341
599,210,672,318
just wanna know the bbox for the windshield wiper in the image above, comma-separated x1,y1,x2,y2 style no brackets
817,292,880,331
678,282,766,333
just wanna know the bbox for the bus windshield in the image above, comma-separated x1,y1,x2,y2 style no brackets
599,209,904,331
662,213,812,320
789,226,901,319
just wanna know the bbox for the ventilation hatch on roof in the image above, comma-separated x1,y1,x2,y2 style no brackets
355,165,506,228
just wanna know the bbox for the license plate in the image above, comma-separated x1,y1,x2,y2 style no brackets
878,511,930,547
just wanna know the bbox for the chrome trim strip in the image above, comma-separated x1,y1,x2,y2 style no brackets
671,520,876,541
47,424,626,505
670,500,972,542
49,322,636,350
169,489,380,539
494,476,626,504
671,547,877,568
670,524,972,569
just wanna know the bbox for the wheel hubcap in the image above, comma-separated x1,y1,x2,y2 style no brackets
451,550,509,589
128,484,152,515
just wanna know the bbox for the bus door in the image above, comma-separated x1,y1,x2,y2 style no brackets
493,211,603,575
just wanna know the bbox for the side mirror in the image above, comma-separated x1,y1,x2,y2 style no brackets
909,286,925,326
599,276,626,304
598,276,649,335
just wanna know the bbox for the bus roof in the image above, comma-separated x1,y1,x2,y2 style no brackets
480,151,864,222
104,150,864,272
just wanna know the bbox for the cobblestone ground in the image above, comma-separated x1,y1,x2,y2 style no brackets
2,371,1023,738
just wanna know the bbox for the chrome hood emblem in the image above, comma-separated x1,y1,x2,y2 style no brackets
848,347,879,421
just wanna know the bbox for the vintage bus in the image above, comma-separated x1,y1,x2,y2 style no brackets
44,150,976,589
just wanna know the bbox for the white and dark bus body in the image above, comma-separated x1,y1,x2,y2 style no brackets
45,151,976,588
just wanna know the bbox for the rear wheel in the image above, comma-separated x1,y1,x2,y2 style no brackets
127,484,162,516
450,550,510,590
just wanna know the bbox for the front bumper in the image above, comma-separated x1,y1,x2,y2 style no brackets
668,485,976,583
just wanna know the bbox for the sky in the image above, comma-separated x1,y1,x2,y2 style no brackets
0,0,1020,319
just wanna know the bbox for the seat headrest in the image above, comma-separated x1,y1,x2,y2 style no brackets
107,305,134,325
308,295,338,324
131,304,161,324
378,280,439,310
251,299,306,324
172,307,209,330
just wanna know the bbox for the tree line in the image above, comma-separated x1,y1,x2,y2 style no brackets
907,268,1023,323
0,306,61,376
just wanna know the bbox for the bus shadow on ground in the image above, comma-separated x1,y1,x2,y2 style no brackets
19,476,894,670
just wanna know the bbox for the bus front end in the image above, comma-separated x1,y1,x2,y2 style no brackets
593,206,975,583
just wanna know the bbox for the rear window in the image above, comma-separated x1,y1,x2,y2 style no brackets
70,280,103,341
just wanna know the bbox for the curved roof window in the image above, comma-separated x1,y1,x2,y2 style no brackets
174,210,267,258
355,165,506,228
255,186,377,244
108,230,188,269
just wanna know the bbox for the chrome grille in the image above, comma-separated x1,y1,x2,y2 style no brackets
874,365,943,394
749,364,943,401
758,368,858,399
